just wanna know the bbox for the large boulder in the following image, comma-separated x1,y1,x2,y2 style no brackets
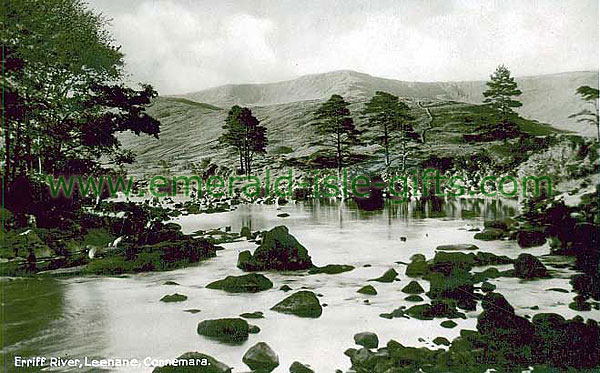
513,253,549,279
270,291,322,318
206,273,273,293
474,228,505,241
237,226,313,271
242,342,279,372
153,352,232,373
428,252,474,276
197,318,249,343
354,332,379,349
516,229,547,248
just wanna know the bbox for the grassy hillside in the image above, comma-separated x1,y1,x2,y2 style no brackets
119,95,561,178
177,70,599,137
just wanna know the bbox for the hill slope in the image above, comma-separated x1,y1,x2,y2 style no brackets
178,70,599,136
120,94,560,178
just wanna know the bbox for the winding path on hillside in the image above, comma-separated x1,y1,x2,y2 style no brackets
416,100,434,144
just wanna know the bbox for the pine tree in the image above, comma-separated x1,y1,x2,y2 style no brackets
569,86,599,142
220,105,246,173
312,94,360,173
483,65,523,119
219,106,267,175
363,91,418,170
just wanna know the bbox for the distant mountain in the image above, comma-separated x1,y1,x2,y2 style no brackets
178,70,599,136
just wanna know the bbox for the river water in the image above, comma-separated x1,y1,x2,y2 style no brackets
2,199,588,372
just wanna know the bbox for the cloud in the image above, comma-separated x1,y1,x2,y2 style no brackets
91,0,598,94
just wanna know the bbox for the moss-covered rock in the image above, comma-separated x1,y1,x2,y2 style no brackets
513,253,549,279
405,300,466,320
433,336,450,346
474,228,505,241
354,332,379,349
271,290,322,318
405,255,428,277
242,342,279,372
197,318,249,343
436,244,479,251
308,264,354,275
160,293,187,303
516,229,547,248
240,311,264,319
369,268,398,283
402,280,425,294
440,320,457,328
206,273,273,293
357,285,377,295
289,361,314,373
237,226,313,271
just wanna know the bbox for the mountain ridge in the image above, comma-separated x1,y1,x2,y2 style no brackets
176,69,599,136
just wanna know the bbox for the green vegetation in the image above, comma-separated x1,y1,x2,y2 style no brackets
363,91,418,170
483,65,523,119
312,94,360,173
219,106,268,175
570,85,599,141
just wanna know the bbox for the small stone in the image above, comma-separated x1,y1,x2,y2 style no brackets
433,336,450,346
481,281,496,292
402,280,425,294
160,293,187,303
369,268,398,283
289,361,314,373
240,311,264,319
357,285,377,295
440,320,457,328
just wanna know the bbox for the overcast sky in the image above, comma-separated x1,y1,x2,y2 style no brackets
89,0,599,95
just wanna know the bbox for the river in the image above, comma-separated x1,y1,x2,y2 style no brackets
2,199,585,372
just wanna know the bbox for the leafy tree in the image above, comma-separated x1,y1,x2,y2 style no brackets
363,91,418,170
219,106,267,175
312,94,360,173
2,0,160,219
483,65,522,119
569,86,599,142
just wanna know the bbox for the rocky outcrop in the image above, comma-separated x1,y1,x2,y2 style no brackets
513,253,549,279
237,226,313,271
